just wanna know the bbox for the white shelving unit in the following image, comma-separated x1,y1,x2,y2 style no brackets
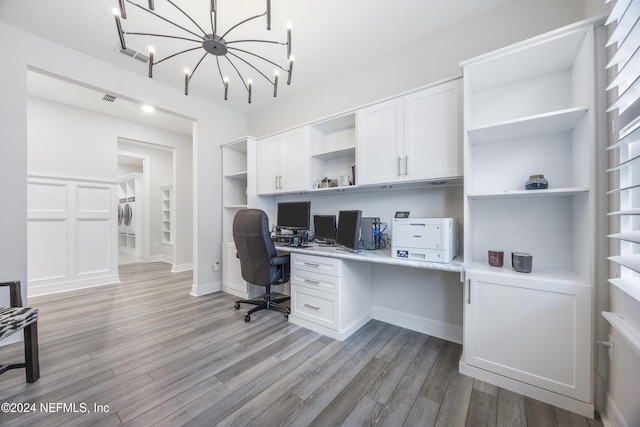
160,185,173,263
460,21,601,417
309,113,356,188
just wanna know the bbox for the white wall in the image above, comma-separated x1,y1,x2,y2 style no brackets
248,0,598,137
28,97,192,270
0,21,246,304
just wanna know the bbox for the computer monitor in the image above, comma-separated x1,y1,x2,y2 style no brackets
336,210,362,250
313,215,336,243
276,201,311,230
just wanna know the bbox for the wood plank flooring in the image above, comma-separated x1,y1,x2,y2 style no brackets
0,262,603,426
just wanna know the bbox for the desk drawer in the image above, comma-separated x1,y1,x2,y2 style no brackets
291,253,341,276
291,269,339,294
291,286,338,330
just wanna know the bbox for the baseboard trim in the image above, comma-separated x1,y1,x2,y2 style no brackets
602,393,628,427
171,263,193,273
371,305,463,344
191,280,221,297
29,273,120,297
459,361,594,418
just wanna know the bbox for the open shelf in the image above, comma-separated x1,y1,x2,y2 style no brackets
468,107,588,144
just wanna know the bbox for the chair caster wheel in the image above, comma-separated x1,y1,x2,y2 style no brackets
235,303,240,310
244,315,251,323
284,314,289,320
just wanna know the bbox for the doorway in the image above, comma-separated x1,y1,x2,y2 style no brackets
118,139,176,267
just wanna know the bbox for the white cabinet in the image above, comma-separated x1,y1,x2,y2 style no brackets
256,128,309,195
357,79,462,186
356,98,404,185
222,137,270,299
463,269,592,402
289,253,372,340
460,22,600,417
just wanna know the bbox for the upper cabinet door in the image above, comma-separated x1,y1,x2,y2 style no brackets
256,137,281,195
256,128,309,195
279,128,309,192
404,80,462,181
356,98,404,185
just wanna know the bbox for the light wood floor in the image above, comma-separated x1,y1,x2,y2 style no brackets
0,262,603,426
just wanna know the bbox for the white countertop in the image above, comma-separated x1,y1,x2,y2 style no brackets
276,244,464,273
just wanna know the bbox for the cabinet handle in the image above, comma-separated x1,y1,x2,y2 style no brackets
398,157,402,176
303,262,320,267
279,175,283,189
467,279,471,304
275,175,279,189
304,279,320,284
405,155,409,176
304,303,320,310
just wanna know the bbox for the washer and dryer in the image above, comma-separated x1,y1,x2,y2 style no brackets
123,197,135,234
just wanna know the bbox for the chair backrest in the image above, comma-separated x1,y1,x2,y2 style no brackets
233,209,282,286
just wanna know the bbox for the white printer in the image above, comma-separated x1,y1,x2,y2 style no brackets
392,217,458,263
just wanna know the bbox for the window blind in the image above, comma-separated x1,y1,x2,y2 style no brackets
605,0,640,355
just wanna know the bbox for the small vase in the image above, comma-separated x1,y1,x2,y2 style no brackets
525,174,548,190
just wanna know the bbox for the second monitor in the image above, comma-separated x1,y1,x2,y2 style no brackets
336,210,362,251
313,215,337,244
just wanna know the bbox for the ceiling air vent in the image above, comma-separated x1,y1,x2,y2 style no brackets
103,94,117,103
117,46,149,63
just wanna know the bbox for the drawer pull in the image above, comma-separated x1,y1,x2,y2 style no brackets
303,262,320,267
304,303,320,310
304,279,320,285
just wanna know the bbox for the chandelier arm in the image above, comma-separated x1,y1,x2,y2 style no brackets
226,40,286,46
125,32,202,44
220,12,267,40
154,46,202,65
227,51,275,85
187,52,209,83
227,47,288,72
125,0,203,39
165,0,208,37
223,56,250,91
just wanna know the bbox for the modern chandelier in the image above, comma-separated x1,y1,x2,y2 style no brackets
113,0,294,103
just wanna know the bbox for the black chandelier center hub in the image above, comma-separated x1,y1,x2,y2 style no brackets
203,34,228,56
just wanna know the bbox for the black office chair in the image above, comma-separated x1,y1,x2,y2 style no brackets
232,209,291,322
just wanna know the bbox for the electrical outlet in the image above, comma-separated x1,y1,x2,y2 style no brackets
608,334,614,361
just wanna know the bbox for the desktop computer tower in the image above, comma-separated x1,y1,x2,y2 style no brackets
359,217,382,250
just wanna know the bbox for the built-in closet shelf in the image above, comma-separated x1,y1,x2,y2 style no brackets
223,171,248,180
310,146,356,160
608,278,640,305
466,261,589,284
608,231,640,244
601,311,640,358
609,255,640,274
468,106,588,144
467,187,589,199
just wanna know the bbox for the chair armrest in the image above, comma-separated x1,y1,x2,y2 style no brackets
0,281,23,307
270,255,290,267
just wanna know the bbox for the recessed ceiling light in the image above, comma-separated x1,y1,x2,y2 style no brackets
141,105,154,113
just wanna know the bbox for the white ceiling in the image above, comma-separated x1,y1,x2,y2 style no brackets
2,0,513,131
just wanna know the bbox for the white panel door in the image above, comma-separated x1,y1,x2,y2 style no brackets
356,98,404,185
279,128,309,192
256,137,281,194
404,80,462,181
464,270,592,402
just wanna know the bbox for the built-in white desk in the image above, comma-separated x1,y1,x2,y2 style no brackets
276,243,463,341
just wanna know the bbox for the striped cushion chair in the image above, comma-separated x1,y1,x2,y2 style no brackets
0,281,39,383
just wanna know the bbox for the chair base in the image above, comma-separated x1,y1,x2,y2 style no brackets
235,292,290,322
